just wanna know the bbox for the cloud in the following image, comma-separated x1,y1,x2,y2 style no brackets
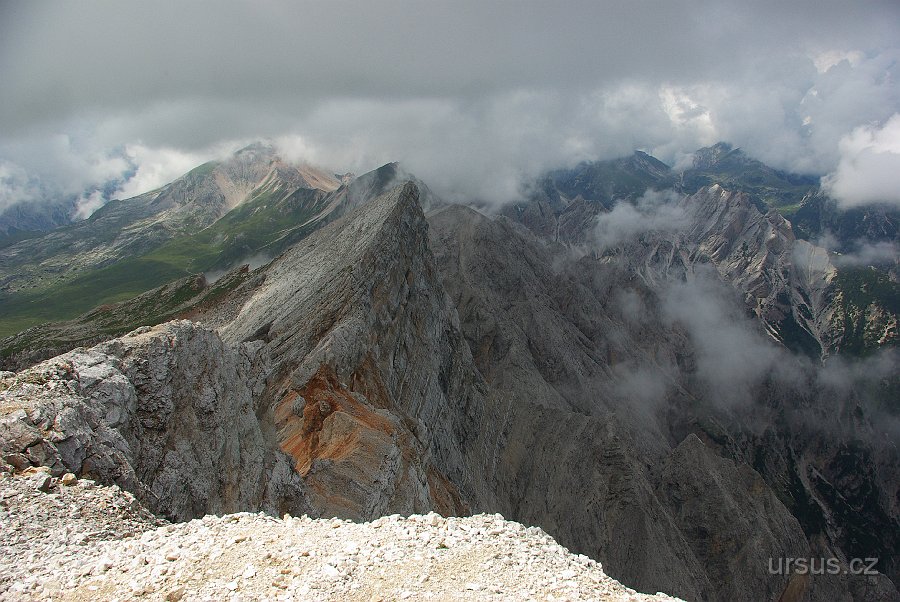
114,143,232,200
810,231,899,267
611,361,672,410
578,223,899,425
0,135,130,204
613,288,648,326
74,190,106,220
0,134,244,219
0,161,41,213
203,252,273,285
812,50,866,74
593,190,687,250
834,242,898,268
660,270,781,405
0,1,898,208
833,240,899,267
821,114,900,207
817,349,899,393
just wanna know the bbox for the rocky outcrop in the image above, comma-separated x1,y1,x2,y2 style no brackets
0,321,310,521
273,364,467,519
212,182,485,513
1,183,478,524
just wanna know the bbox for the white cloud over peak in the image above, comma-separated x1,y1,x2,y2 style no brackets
114,144,229,200
822,114,900,208
0,1,898,210
593,190,688,250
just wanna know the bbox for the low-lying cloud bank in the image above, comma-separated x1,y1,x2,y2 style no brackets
813,232,899,267
584,192,897,418
821,114,900,208
0,1,898,214
593,190,687,250
650,265,896,432
661,270,783,406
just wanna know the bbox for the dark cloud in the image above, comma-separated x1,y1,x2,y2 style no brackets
1,1,899,208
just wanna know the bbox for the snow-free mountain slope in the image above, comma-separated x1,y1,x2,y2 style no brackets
0,144,339,337
1,139,898,602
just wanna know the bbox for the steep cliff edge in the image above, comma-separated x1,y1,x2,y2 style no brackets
0,183,481,524
0,321,308,521
428,199,899,600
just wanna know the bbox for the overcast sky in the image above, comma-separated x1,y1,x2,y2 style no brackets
1,0,899,209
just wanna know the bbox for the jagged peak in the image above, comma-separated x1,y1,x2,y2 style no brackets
631,150,671,170
218,182,426,347
234,140,277,157
691,142,742,169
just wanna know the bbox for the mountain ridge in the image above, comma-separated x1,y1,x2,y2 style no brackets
2,181,896,600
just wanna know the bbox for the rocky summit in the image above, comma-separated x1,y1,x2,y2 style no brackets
0,469,679,601
1,169,898,601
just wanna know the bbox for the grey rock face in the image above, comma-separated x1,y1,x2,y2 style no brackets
1,181,896,601
653,434,809,601
216,182,483,518
0,321,309,521
677,186,837,356
427,197,898,601
0,184,477,524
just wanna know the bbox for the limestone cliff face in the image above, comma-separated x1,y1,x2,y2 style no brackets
214,182,483,517
1,183,478,524
0,321,308,522
674,186,847,358
427,198,899,601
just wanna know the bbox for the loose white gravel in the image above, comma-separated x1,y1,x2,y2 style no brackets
0,470,682,601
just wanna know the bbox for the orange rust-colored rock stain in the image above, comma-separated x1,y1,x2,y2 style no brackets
274,364,393,476
274,362,469,518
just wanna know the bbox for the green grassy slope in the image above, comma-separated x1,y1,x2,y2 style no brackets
0,184,329,338
0,266,256,369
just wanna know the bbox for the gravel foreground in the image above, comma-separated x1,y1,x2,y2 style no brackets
0,470,682,601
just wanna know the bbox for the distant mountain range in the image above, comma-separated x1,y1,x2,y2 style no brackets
1,172,897,601
0,144,368,336
1,143,897,363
